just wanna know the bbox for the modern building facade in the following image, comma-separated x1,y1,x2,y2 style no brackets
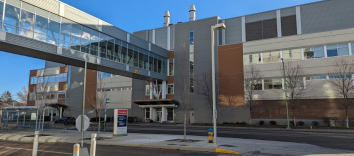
17,0,354,125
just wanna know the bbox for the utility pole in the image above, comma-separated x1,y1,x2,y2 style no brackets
81,61,87,147
281,58,290,129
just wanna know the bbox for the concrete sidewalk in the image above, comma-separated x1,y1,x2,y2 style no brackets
0,130,353,156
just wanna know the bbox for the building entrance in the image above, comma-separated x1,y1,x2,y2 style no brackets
156,111,162,122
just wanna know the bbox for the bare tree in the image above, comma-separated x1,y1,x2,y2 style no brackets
244,64,262,125
196,70,226,110
0,90,12,103
279,62,309,126
89,72,109,138
327,58,354,128
17,86,28,106
35,69,51,131
145,80,162,99
175,42,196,140
220,94,238,107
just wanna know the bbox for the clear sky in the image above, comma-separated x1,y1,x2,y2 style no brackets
0,0,321,99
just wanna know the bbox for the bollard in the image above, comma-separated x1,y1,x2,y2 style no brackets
90,133,97,156
32,131,39,156
73,143,80,156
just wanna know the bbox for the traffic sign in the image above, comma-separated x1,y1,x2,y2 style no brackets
106,98,110,103
76,115,90,132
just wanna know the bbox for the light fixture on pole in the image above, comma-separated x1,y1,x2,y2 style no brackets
281,58,290,129
211,23,226,148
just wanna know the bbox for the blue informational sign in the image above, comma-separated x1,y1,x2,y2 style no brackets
117,115,127,127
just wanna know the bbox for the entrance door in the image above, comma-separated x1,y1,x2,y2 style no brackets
156,111,162,122
190,111,195,124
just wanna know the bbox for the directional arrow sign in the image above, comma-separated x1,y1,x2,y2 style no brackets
76,115,90,132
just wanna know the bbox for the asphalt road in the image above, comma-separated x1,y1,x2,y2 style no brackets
0,140,222,156
63,123,354,151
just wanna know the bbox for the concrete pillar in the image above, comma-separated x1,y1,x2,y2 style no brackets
150,82,153,99
162,81,166,99
161,107,167,123
60,107,62,118
149,107,156,122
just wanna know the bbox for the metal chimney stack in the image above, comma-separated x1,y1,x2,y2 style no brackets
189,5,196,21
164,11,170,27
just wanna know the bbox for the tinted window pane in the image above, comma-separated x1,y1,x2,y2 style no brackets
20,9,34,38
114,40,121,62
71,26,81,51
121,42,127,63
149,53,154,71
127,45,134,66
0,2,3,22
99,33,107,58
134,48,139,67
81,26,91,53
47,20,60,45
34,15,48,42
90,30,99,56
60,22,71,48
3,4,20,34
107,41,114,60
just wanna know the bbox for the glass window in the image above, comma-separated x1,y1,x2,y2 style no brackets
47,19,60,45
31,76,37,84
36,93,43,100
154,55,158,73
107,38,114,60
162,59,167,75
29,93,36,101
169,58,174,76
168,84,174,94
3,4,20,34
19,9,35,38
58,91,66,99
244,53,261,65
133,47,139,67
149,53,154,71
34,15,48,42
158,57,162,74
304,47,325,59
190,78,194,93
329,75,352,79
264,79,282,90
190,30,194,52
263,51,280,63
80,26,91,53
139,49,144,69
121,42,127,63
37,77,43,84
190,54,194,75
145,108,150,119
245,80,262,90
327,44,349,57
90,30,99,56
146,85,150,95
70,23,81,51
59,73,67,82
167,108,173,121
282,49,302,61
60,19,72,48
114,39,121,62
0,1,3,27
127,45,134,66
306,75,327,80
144,51,149,70
99,33,107,58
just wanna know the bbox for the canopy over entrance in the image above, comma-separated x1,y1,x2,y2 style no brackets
133,99,179,105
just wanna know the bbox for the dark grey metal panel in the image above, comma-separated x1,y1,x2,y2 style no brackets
302,0,354,34
262,18,277,39
102,23,127,42
245,11,276,23
150,71,168,81
101,59,126,71
224,17,242,45
6,33,57,53
150,44,168,58
280,7,296,17
148,30,153,43
155,27,167,49
281,15,297,37
246,21,263,41
130,35,149,50
45,61,65,68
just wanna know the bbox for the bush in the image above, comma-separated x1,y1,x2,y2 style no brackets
290,121,295,126
269,121,276,125
297,121,305,126
259,120,265,125
235,122,240,125
322,117,331,126
241,122,247,125
223,122,230,124
312,121,319,126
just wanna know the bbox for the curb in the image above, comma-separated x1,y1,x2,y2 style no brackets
0,134,241,154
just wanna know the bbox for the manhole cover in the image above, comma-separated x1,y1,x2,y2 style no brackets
24,134,51,137
220,144,236,147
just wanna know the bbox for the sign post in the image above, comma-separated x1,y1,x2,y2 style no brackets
104,98,110,133
113,109,128,136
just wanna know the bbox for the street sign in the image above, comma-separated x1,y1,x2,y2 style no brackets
113,109,128,136
76,115,90,132
106,98,110,103
214,110,217,119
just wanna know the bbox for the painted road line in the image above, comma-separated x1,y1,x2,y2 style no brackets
215,148,241,155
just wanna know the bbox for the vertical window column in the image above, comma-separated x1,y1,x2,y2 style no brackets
189,29,194,93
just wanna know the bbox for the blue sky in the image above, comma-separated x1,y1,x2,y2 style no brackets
0,0,321,99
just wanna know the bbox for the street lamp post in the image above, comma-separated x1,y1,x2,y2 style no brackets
211,23,226,148
281,58,290,129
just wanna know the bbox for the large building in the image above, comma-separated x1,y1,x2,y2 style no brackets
15,0,354,125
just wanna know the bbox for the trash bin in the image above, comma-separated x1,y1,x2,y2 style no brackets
208,128,213,143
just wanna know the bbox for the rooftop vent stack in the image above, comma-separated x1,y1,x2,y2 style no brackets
164,11,170,27
189,5,196,21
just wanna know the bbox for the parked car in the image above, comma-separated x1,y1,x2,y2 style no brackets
54,117,76,125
